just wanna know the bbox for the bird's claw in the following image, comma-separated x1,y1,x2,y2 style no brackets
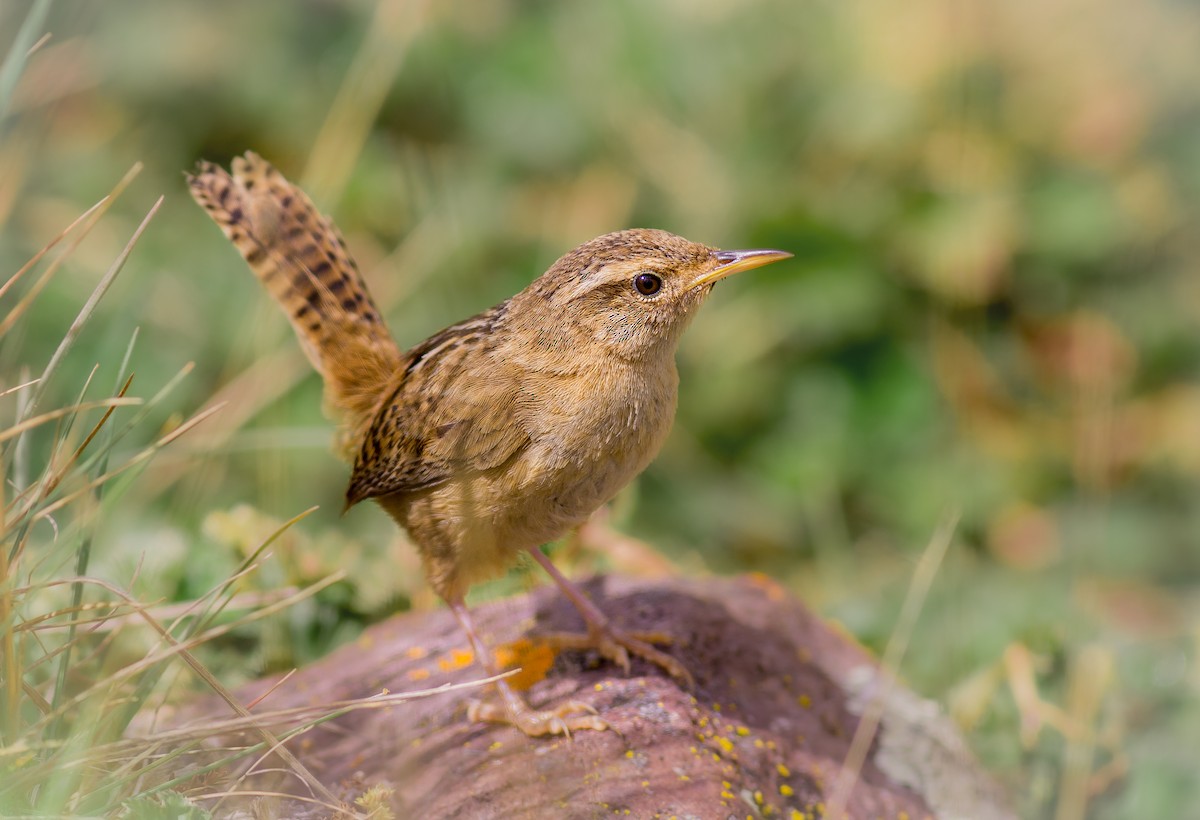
468,696,608,738
537,626,695,688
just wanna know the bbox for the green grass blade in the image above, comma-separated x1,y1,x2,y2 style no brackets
21,192,159,426
49,348,140,739
0,0,53,130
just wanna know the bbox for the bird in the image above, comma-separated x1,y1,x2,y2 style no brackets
188,152,791,736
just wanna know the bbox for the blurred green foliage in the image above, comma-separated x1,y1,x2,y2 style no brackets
3,0,1199,816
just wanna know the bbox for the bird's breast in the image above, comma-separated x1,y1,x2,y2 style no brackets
513,359,679,527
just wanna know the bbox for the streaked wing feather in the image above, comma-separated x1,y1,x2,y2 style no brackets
346,307,527,504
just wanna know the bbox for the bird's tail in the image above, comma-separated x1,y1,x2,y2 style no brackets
187,152,401,459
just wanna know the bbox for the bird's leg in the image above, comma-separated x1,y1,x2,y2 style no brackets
448,598,607,737
527,546,695,688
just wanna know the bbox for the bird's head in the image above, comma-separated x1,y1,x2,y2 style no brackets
512,229,791,363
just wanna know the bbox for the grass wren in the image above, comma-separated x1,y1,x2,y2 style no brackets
188,153,790,736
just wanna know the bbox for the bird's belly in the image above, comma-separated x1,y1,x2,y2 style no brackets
510,450,644,542
390,442,655,601
505,394,674,544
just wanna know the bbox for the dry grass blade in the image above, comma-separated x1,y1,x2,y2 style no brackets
116,577,349,812
0,199,105,305
166,562,335,808
28,400,223,525
93,674,509,817
0,524,17,736
13,566,269,674
25,589,297,635
0,377,40,399
167,506,318,641
2,571,341,760
10,573,349,806
225,674,512,729
37,373,135,502
4,364,191,565
16,571,352,816
23,31,53,60
19,188,158,424
10,597,142,636
192,790,349,816
2,365,101,526
0,397,141,445
154,400,225,448
245,669,296,711
54,443,117,742
826,511,960,819
0,164,141,340
99,360,194,446
59,675,508,764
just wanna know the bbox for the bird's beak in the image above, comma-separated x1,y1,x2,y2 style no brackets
691,248,793,289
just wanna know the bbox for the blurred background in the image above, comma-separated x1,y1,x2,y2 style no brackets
3,0,1198,816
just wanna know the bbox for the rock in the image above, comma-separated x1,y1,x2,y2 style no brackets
174,574,1012,819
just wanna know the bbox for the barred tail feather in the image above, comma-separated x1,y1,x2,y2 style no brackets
187,152,401,459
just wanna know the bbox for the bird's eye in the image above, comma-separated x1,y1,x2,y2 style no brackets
633,272,662,296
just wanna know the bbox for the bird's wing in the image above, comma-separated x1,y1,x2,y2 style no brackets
344,315,529,505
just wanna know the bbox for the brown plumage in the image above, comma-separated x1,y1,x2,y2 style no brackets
188,152,791,736
187,154,400,459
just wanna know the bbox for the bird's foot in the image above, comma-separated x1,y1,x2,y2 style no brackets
522,545,694,687
538,625,695,688
468,693,608,738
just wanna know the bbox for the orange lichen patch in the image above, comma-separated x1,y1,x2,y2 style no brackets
407,668,431,682
405,645,428,660
746,572,787,602
437,647,475,672
493,637,559,691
